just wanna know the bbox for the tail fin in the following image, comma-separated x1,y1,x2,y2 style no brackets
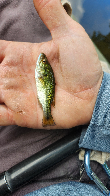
43,114,55,127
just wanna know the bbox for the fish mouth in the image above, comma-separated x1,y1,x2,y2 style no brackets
39,53,46,59
37,53,46,62
37,53,47,67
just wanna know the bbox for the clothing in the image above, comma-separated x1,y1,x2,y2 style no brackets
25,182,104,196
79,72,110,153
0,0,51,43
0,1,110,196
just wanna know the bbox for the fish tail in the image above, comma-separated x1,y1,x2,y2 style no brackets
43,114,55,127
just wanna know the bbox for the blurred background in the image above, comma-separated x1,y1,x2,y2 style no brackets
69,0,110,65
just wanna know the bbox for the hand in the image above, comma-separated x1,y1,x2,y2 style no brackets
0,0,103,129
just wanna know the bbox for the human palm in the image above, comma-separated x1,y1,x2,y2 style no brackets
0,0,103,129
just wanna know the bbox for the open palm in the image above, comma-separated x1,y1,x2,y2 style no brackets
0,0,103,129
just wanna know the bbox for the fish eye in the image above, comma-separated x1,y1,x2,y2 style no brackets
43,59,46,63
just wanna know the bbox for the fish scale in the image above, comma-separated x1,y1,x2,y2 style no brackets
35,53,55,127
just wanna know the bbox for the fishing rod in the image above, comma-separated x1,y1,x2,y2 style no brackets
0,127,82,196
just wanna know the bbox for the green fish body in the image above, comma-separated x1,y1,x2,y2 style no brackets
35,53,55,126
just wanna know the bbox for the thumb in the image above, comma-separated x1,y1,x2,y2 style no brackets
33,0,71,38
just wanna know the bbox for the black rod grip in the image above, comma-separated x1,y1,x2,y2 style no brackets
0,127,82,195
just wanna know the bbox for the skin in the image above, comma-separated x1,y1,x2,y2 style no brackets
0,0,103,129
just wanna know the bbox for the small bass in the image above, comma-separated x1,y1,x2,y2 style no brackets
35,53,55,127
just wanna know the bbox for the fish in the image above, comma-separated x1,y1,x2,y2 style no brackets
35,53,55,127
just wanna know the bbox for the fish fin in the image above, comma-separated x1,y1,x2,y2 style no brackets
43,115,55,127
51,96,55,107
37,98,42,109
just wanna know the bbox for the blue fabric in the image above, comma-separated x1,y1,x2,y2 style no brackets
25,72,110,196
79,72,110,152
25,181,104,196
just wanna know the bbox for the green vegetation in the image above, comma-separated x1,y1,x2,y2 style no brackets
91,29,110,64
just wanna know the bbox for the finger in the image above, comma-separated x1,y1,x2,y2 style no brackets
33,0,71,38
0,105,14,126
